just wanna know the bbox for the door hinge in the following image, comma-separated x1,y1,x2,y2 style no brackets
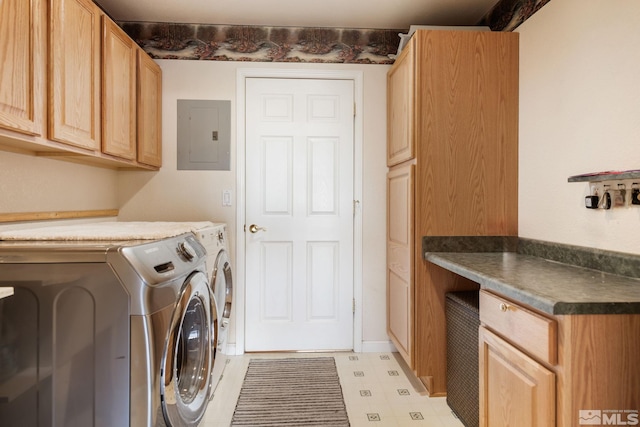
353,298,356,314
353,199,360,216
353,102,356,117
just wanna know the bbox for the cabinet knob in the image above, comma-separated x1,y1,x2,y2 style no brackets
499,302,510,312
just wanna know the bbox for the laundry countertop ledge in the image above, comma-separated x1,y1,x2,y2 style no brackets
423,237,640,316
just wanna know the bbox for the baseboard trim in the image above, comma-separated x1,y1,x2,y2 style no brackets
359,340,397,353
228,341,396,355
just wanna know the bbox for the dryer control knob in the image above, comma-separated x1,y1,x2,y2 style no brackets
178,241,197,261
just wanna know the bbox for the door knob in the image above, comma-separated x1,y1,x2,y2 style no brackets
249,224,267,233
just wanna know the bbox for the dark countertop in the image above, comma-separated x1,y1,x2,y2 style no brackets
423,238,640,315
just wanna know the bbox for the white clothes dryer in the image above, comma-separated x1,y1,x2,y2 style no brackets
190,223,233,395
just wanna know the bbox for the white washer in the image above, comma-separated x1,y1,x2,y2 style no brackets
190,223,233,396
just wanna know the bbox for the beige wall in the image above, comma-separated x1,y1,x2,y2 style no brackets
118,60,391,347
6,0,637,351
0,150,118,214
517,0,640,254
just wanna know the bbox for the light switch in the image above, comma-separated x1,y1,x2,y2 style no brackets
222,190,232,206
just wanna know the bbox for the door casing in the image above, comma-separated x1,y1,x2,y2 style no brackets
235,68,364,354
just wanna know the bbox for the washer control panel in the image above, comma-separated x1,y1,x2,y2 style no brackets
119,234,206,285
177,241,197,261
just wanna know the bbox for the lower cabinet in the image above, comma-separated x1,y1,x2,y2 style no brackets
479,326,556,427
478,289,640,427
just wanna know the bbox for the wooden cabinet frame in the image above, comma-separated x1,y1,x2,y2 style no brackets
555,314,640,427
386,30,519,395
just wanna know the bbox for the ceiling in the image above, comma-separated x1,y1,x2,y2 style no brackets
95,0,499,30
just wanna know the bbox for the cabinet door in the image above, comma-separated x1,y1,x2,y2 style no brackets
0,0,45,136
49,0,101,150
387,163,415,366
414,30,519,236
102,18,136,160
479,327,555,427
136,49,162,167
386,39,414,167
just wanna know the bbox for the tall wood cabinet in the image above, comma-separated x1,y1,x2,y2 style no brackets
0,0,46,136
386,30,519,395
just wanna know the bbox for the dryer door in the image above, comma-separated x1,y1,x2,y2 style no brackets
161,271,218,427
212,250,233,334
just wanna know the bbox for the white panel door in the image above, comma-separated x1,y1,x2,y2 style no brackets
245,77,354,351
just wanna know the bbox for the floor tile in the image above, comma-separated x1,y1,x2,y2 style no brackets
202,352,465,427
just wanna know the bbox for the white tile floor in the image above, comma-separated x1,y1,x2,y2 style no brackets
201,352,465,427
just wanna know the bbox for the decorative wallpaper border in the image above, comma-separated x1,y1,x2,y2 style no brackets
120,23,401,64
119,0,551,63
478,0,551,31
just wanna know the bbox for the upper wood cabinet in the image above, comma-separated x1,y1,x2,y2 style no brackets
386,30,519,396
0,0,162,170
387,30,519,236
0,0,46,136
102,18,137,160
49,0,102,151
136,49,163,167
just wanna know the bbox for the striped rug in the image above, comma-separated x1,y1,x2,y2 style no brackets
231,357,350,426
